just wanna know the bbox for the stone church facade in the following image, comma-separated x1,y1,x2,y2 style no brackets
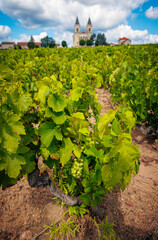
73,17,92,47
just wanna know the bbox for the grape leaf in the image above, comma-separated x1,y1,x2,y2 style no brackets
73,145,81,158
60,138,73,166
98,110,116,139
0,153,26,178
39,122,63,147
107,139,140,171
72,112,85,120
37,85,50,104
48,94,67,112
70,87,83,101
45,108,67,124
1,114,25,153
101,164,111,183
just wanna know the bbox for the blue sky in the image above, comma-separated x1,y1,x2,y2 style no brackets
0,0,158,46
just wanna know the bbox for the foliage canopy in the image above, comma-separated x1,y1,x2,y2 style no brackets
1,44,157,208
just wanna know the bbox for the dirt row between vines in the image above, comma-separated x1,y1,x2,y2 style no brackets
0,88,158,240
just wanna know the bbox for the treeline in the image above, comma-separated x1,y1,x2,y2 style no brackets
26,33,108,49
26,35,67,49
79,33,107,46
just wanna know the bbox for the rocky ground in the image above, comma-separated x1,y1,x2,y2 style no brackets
0,88,158,240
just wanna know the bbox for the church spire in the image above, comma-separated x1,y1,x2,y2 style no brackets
75,16,80,25
87,17,92,25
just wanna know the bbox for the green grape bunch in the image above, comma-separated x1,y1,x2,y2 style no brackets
85,137,95,147
71,158,83,178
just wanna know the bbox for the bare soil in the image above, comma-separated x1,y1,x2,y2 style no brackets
0,88,158,240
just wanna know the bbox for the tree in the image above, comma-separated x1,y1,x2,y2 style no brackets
41,36,56,48
95,33,107,46
79,39,85,46
90,34,96,46
27,36,35,49
86,39,93,46
61,40,67,48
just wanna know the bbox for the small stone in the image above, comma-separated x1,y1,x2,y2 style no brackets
135,135,144,142
20,230,32,240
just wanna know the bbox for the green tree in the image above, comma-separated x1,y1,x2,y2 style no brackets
95,33,107,46
61,40,67,48
86,39,93,46
41,36,56,48
79,39,85,46
27,36,35,49
90,34,96,46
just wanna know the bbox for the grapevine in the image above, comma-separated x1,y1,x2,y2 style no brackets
1,45,156,208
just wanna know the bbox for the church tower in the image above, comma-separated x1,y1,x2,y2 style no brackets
74,17,80,33
73,17,92,47
86,17,92,35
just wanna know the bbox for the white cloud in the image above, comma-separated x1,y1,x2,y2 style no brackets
0,0,146,30
105,25,158,44
145,6,158,19
13,32,47,43
33,32,47,42
0,25,12,41
54,31,73,47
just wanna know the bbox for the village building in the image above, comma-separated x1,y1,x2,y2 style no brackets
17,42,41,49
73,17,92,47
118,37,131,45
35,42,41,47
1,42,15,49
0,42,41,50
17,42,28,49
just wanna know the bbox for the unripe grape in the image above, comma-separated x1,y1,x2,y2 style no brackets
71,158,83,178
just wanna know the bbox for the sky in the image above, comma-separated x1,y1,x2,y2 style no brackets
0,0,158,46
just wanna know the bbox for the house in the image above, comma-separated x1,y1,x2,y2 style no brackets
56,44,61,48
118,37,131,45
1,42,15,49
73,17,92,47
17,42,28,49
17,42,41,49
108,42,115,46
35,42,41,47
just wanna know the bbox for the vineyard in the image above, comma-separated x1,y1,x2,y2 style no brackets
0,45,158,239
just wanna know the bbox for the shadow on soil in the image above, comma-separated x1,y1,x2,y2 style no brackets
82,191,158,240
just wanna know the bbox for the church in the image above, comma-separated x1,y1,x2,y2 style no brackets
73,17,92,47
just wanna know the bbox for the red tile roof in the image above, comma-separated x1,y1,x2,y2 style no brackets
17,42,41,46
35,42,41,46
2,42,15,44
119,37,129,41
17,42,28,46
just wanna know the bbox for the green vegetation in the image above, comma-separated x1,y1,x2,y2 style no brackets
86,39,93,46
61,40,67,48
0,45,157,210
45,217,79,240
93,216,119,240
79,39,86,46
27,35,36,49
95,33,107,46
41,35,56,48
44,215,118,240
